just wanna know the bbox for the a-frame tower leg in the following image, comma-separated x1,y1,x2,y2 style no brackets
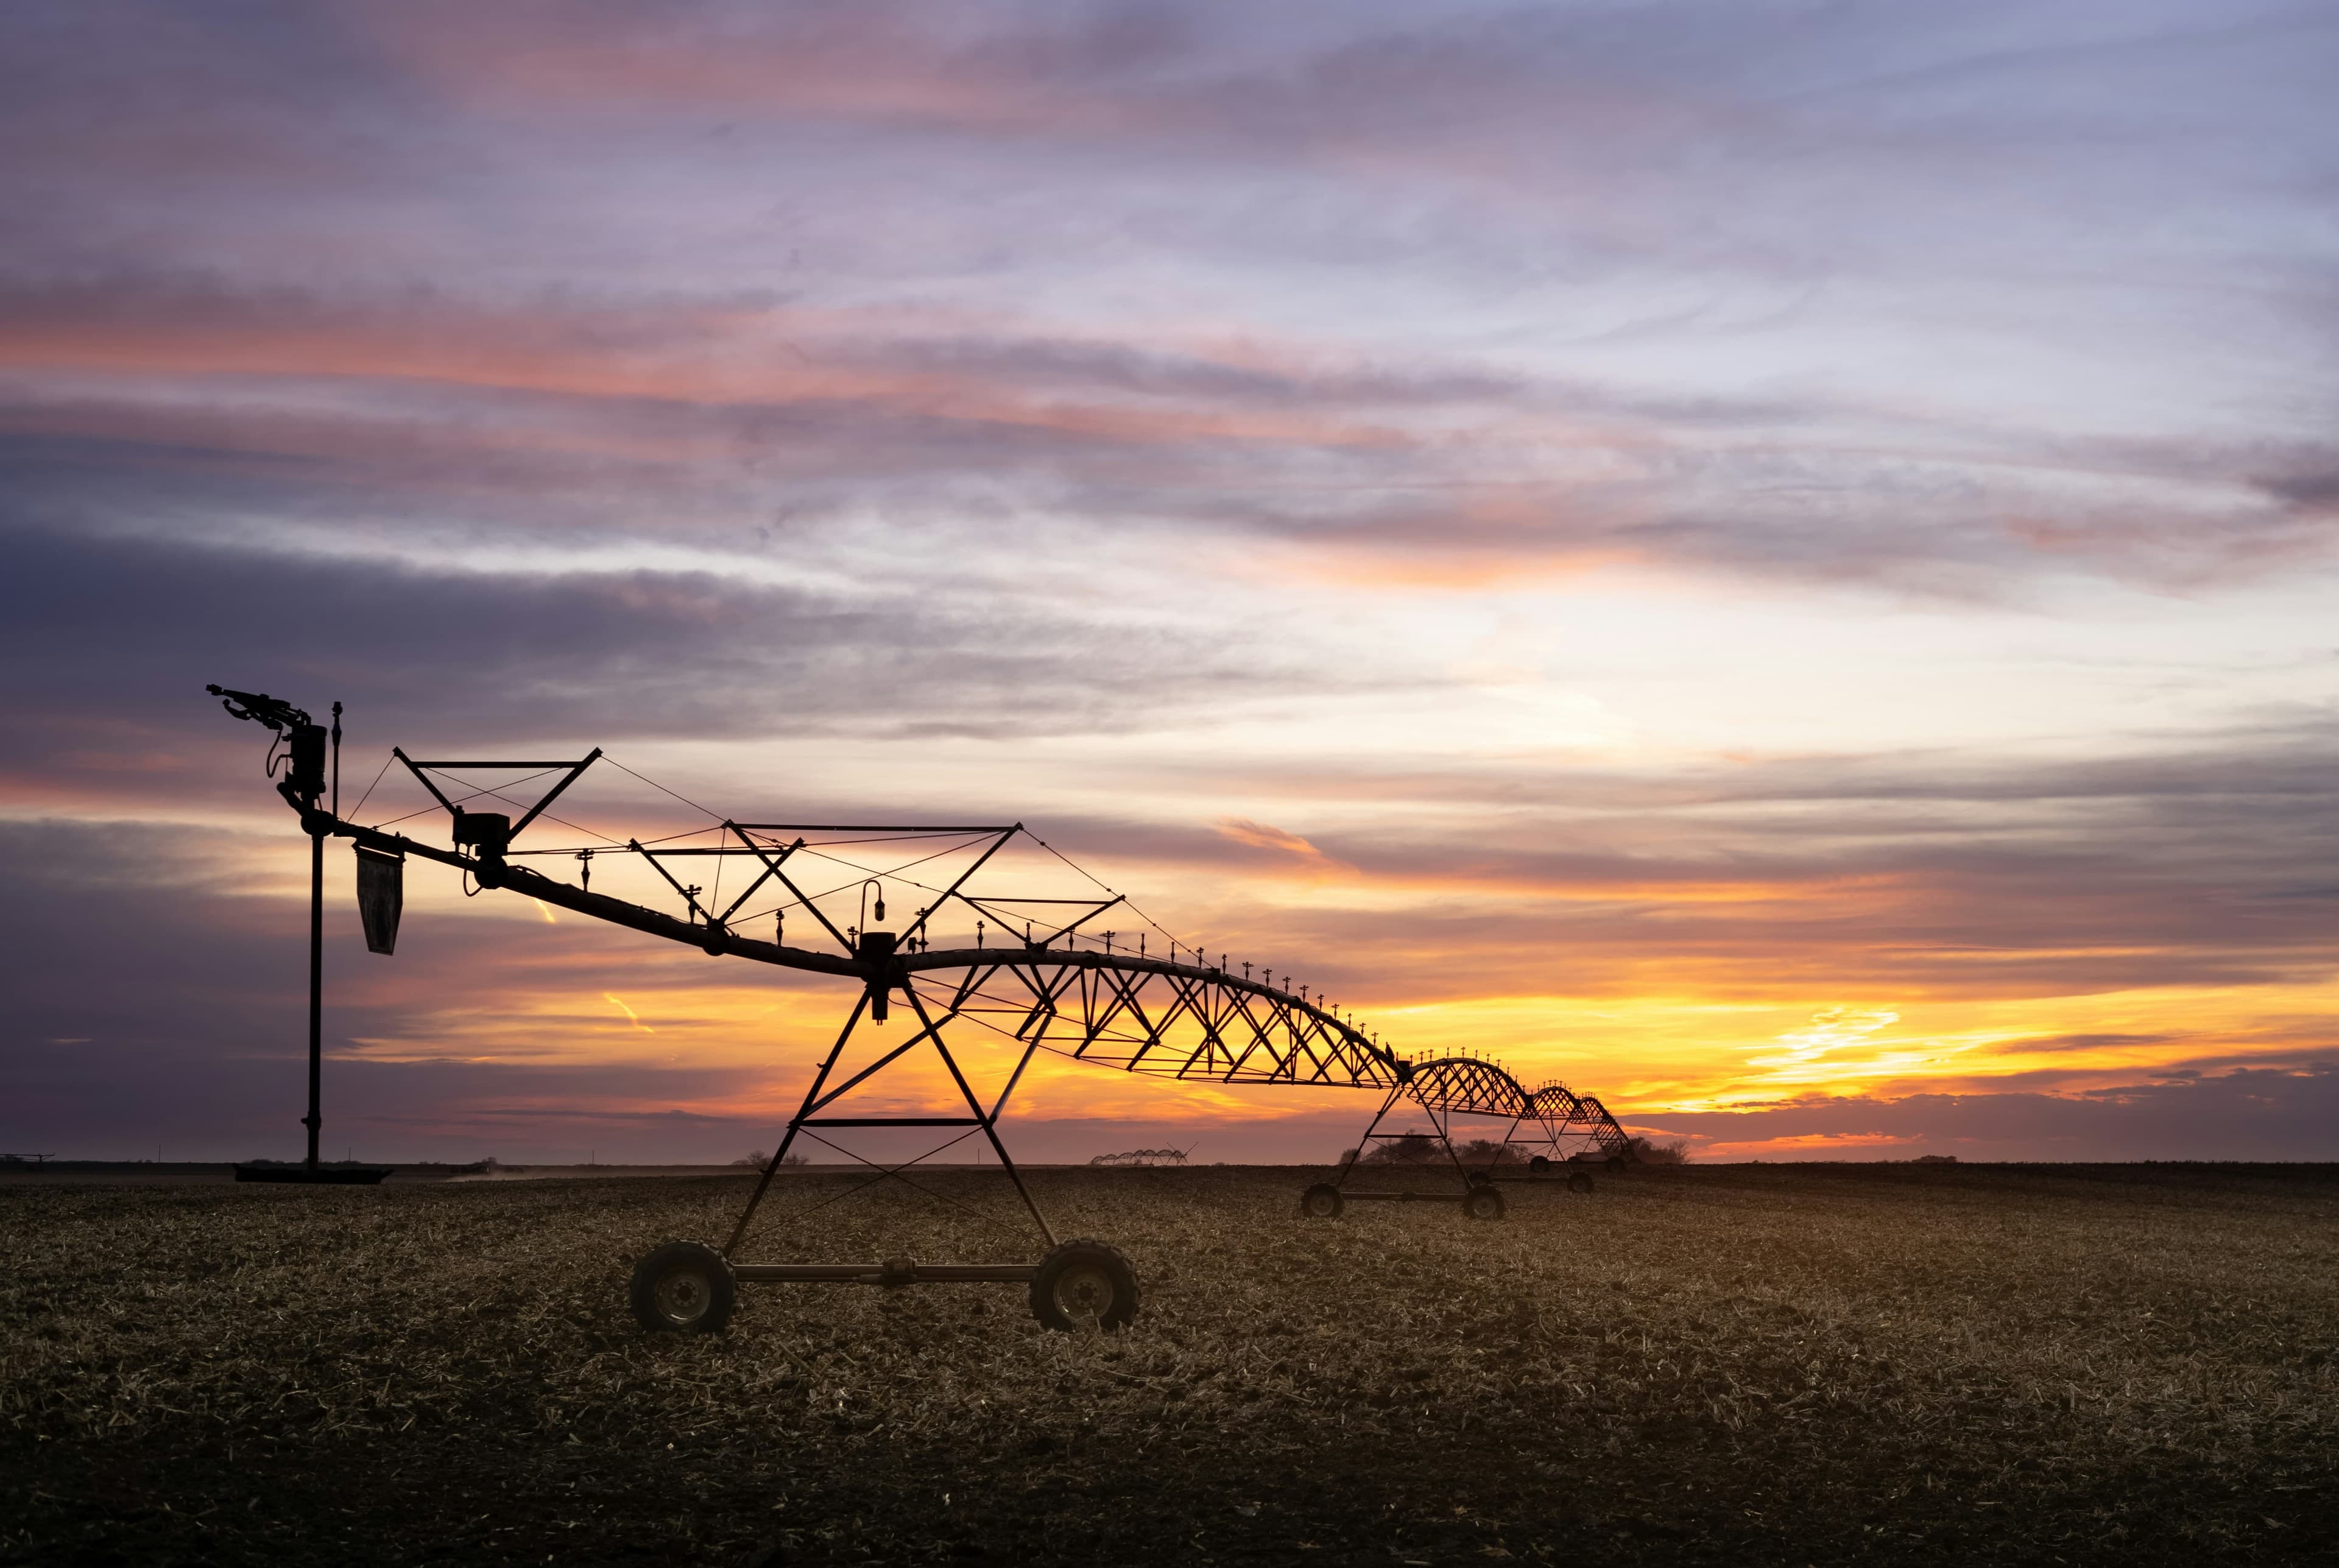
633,972,1139,1340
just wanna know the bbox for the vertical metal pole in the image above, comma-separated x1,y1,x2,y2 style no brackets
305,822,323,1171
309,700,339,1175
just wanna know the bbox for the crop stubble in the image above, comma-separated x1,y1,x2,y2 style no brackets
2,1162,2334,1565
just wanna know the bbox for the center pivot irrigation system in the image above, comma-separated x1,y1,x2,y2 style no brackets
208,687,1633,1334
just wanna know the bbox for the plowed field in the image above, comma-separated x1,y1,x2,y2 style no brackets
4,1163,2334,1566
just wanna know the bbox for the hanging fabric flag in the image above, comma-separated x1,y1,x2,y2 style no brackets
355,843,404,955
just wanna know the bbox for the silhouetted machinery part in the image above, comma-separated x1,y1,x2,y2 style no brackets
208,690,1632,1331
205,686,391,1185
624,1237,1140,1335
1296,1056,1634,1223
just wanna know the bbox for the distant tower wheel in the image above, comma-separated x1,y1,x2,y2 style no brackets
1299,1182,1344,1219
629,1240,736,1333
1529,1155,1551,1174
1461,1184,1506,1222
1029,1239,1140,1331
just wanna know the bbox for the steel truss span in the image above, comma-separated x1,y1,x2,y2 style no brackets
208,694,1635,1335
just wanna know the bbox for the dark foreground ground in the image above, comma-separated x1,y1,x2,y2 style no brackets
4,1163,2334,1566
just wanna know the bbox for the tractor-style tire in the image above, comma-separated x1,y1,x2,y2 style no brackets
1529,1155,1551,1174
1568,1170,1596,1195
1029,1239,1140,1332
630,1240,737,1334
1300,1183,1345,1220
1462,1184,1507,1222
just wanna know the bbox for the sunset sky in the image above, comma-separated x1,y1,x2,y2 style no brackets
5,0,2337,1164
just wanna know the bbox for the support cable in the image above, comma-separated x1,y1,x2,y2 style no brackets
346,754,395,823
604,756,729,826
424,769,626,847
363,767,563,832
768,1128,1027,1243
1025,829,1207,971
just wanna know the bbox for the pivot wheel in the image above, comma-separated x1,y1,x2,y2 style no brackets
1529,1155,1551,1175
1300,1183,1344,1220
1568,1170,1596,1195
1029,1239,1140,1332
1462,1184,1507,1222
629,1240,737,1334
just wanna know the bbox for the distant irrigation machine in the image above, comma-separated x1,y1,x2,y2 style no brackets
208,686,1635,1334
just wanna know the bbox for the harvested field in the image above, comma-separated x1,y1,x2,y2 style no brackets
4,1162,2335,1566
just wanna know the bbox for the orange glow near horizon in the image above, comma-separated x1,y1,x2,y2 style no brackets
284,834,2339,1161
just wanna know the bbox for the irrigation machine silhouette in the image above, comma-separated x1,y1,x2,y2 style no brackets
208,687,1633,1333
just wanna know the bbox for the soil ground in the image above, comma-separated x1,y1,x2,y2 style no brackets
4,1162,2334,1566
